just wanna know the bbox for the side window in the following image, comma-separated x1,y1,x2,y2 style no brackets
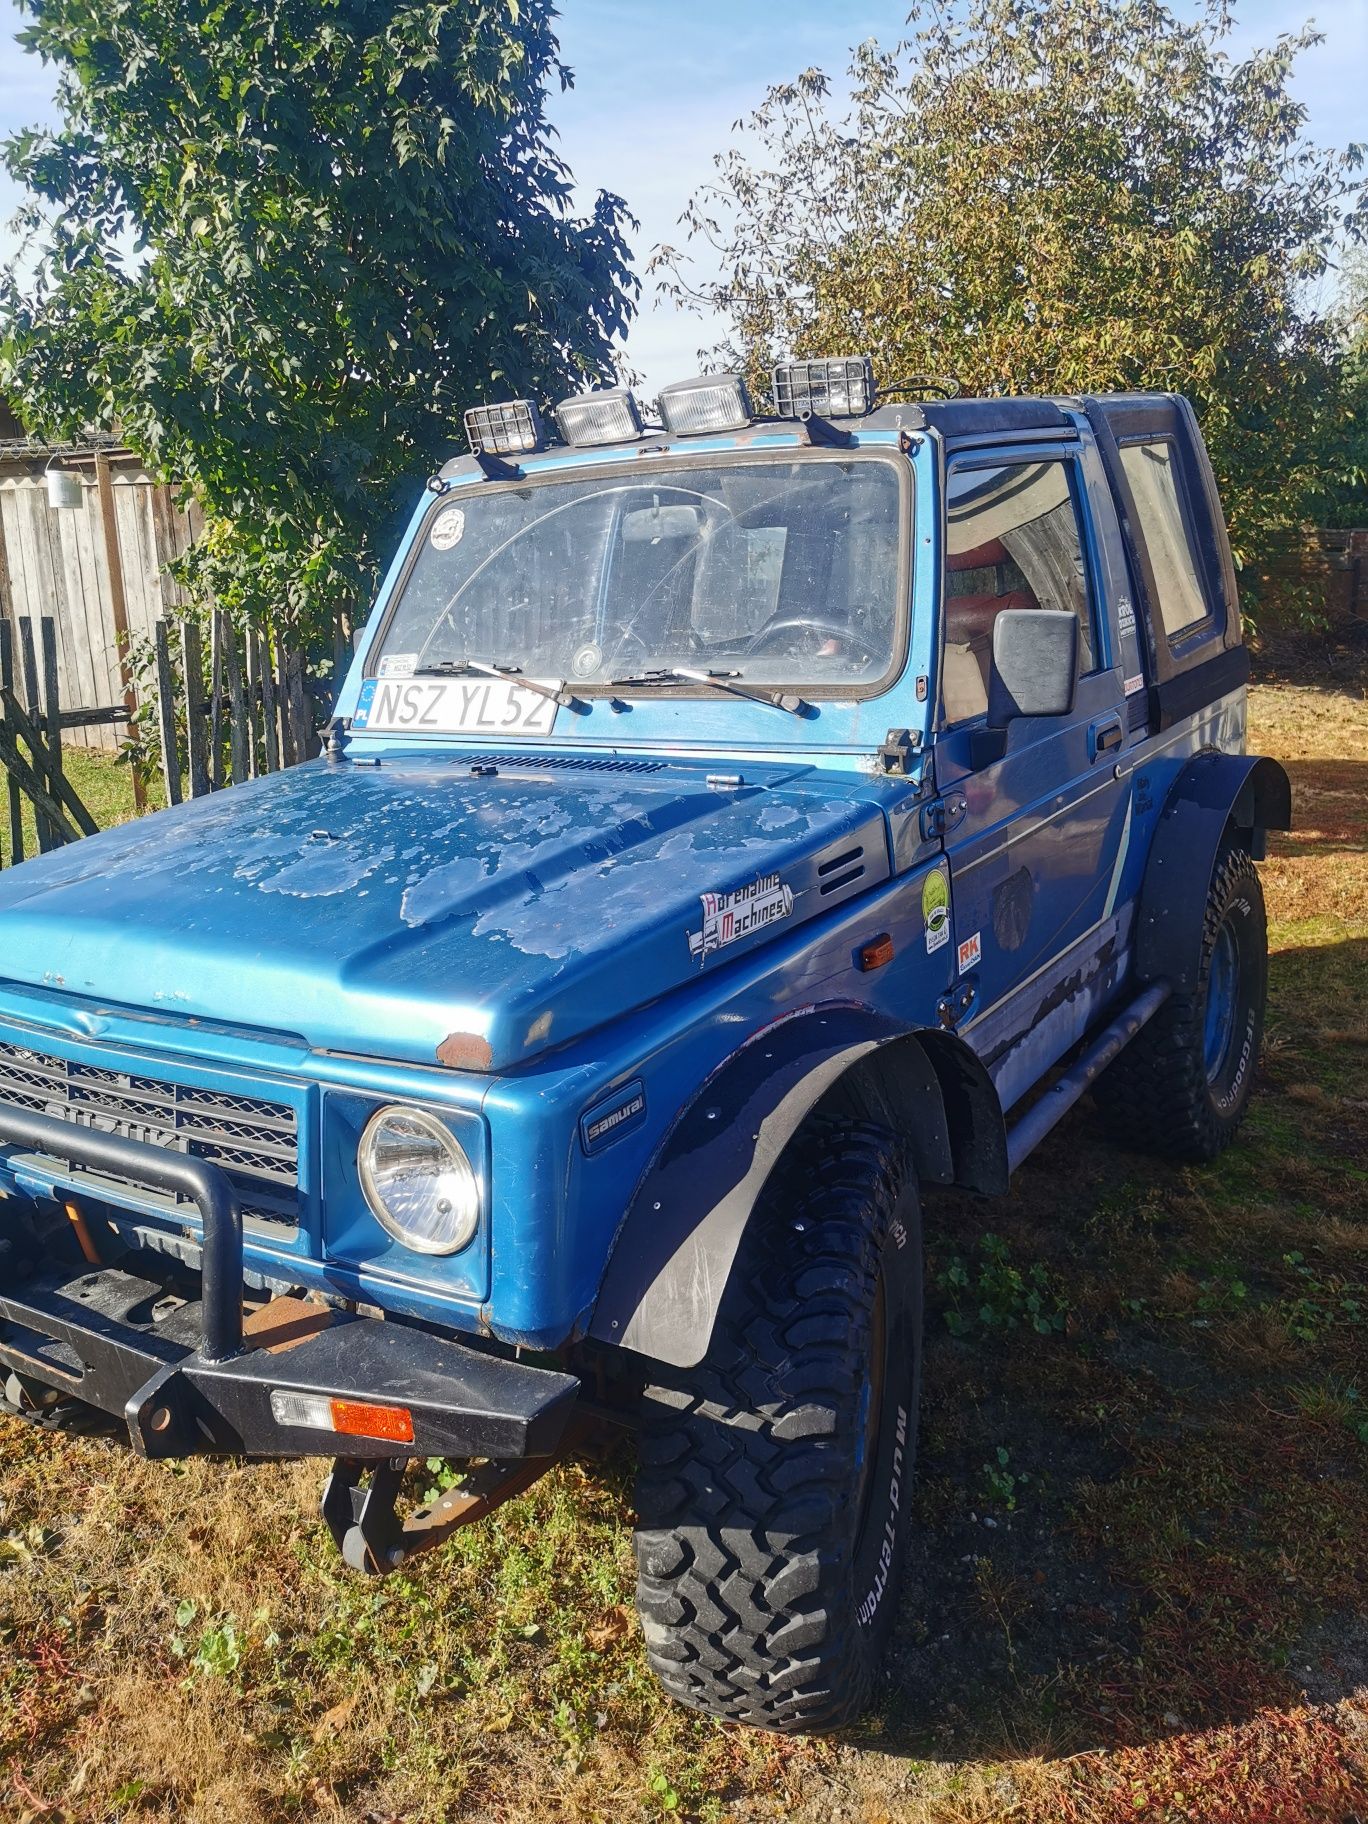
942,457,1096,726
1117,439,1211,640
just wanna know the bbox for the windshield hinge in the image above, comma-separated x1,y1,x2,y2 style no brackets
920,792,967,842
877,728,921,776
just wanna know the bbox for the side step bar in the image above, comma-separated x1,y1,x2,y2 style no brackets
1004,981,1171,1175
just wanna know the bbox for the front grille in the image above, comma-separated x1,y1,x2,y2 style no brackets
0,1041,299,1228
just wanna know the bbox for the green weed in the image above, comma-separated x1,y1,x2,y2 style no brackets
937,1233,1070,1336
980,1446,1028,1512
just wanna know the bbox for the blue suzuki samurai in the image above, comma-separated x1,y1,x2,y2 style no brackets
0,362,1290,1732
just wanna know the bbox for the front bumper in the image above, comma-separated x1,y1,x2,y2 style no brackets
0,1107,577,1462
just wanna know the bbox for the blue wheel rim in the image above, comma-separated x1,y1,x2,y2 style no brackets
1204,923,1239,1082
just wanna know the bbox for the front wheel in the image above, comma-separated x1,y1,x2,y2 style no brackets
1095,845,1267,1160
632,1118,921,1734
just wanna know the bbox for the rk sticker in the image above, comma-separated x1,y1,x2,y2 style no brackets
378,652,416,679
688,873,793,962
957,929,982,973
921,868,950,954
1123,673,1145,697
429,506,466,551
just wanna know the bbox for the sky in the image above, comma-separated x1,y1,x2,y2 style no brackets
0,0,1365,399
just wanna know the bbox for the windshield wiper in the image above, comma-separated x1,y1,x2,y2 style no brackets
414,658,585,711
608,667,812,717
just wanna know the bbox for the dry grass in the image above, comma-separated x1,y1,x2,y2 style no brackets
3,665,1367,1822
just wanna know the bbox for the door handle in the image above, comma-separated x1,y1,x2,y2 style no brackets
1090,715,1124,759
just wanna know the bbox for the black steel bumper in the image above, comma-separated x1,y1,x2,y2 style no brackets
0,1107,578,1462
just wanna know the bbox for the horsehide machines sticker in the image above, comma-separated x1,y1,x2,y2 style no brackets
688,873,794,962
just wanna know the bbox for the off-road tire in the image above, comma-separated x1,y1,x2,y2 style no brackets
1094,845,1266,1161
632,1118,921,1735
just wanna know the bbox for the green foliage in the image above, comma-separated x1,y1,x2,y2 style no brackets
0,0,636,642
1291,1378,1368,1445
1316,246,1368,529
1279,1251,1365,1343
937,1232,1070,1336
980,1445,1029,1511
660,0,1365,583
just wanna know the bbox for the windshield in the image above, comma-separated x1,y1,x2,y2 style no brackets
374,454,905,691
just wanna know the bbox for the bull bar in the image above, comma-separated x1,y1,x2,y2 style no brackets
0,1105,579,1471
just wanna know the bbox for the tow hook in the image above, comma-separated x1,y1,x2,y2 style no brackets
321,1452,559,1575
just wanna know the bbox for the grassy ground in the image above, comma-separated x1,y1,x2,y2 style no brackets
3,749,161,865
1,667,1366,1823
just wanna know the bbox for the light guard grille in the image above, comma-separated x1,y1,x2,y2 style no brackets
772,356,874,419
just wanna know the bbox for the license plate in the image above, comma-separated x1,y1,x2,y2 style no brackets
352,676,559,737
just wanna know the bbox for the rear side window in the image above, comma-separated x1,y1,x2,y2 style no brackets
1118,440,1211,640
942,457,1096,726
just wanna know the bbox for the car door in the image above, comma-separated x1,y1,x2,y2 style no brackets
932,438,1132,1101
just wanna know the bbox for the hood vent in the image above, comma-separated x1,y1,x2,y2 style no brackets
817,843,866,896
463,752,667,775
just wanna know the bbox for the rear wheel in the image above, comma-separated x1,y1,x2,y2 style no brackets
1095,845,1267,1160
632,1118,921,1734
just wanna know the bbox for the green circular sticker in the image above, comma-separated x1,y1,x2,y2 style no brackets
921,868,950,952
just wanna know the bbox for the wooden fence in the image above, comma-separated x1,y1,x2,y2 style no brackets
0,442,199,751
149,611,322,804
0,438,335,851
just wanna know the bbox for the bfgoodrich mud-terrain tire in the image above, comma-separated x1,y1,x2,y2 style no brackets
1094,846,1267,1161
632,1119,921,1734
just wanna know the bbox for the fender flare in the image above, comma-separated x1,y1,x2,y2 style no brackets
1135,752,1291,994
588,1005,1007,1369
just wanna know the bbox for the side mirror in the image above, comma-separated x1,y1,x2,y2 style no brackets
987,609,1079,726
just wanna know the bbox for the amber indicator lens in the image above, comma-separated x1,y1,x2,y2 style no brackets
858,934,895,971
269,1389,416,1444
331,1399,415,1444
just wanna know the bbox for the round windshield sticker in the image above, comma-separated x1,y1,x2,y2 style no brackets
571,641,603,678
430,506,466,551
922,868,950,953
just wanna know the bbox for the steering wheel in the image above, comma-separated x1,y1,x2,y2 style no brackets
743,613,880,667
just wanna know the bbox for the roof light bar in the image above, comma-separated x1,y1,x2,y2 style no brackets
556,386,643,448
772,356,875,420
657,373,752,438
463,399,546,458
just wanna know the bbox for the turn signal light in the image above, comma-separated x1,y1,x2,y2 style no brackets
858,933,895,971
269,1389,415,1443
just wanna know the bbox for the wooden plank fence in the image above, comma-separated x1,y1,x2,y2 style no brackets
0,447,197,754
150,612,322,805
0,610,326,866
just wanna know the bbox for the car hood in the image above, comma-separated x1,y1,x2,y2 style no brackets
0,753,892,1072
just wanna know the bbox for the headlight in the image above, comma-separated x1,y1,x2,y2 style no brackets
357,1105,480,1256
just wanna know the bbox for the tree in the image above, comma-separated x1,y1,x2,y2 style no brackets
0,0,637,641
658,0,1364,583
1317,247,1368,529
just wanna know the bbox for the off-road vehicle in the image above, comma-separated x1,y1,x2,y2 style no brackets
0,362,1289,1732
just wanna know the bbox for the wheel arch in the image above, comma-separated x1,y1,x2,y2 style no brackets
1136,751,1290,994
588,1008,1007,1370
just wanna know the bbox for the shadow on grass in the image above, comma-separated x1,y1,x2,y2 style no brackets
859,933,1368,1767
1268,757,1368,863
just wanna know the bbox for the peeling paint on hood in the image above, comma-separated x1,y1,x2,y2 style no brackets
0,754,892,1072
